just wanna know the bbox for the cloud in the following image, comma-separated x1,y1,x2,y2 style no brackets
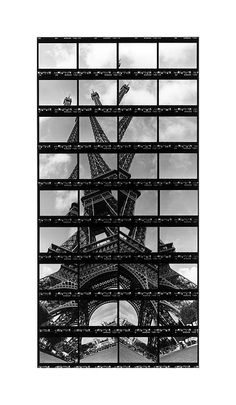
175,265,197,284
120,80,157,105
55,190,77,212
130,153,157,178
119,43,157,68
159,80,197,105
40,154,72,178
101,82,117,105
39,43,76,68
159,117,197,142
67,227,77,238
79,161,86,178
90,303,117,325
120,301,138,325
122,117,157,142
79,80,116,105
40,264,57,279
159,43,197,68
79,43,116,68
169,153,193,170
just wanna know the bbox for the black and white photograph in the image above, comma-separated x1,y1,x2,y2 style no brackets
37,37,199,368
159,336,198,364
4,0,236,402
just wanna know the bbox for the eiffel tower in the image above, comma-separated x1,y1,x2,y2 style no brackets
39,83,196,360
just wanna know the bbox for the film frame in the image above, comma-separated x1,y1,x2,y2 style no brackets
37,37,199,368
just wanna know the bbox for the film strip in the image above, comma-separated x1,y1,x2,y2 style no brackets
37,37,199,367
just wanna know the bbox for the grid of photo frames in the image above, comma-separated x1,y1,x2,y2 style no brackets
38,37,199,367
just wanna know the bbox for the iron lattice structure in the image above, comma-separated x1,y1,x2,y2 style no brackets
39,84,196,359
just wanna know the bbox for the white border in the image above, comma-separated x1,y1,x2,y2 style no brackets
1,0,235,404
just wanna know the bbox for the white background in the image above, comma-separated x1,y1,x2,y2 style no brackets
1,0,235,403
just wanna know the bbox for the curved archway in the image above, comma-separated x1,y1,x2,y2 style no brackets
89,302,118,326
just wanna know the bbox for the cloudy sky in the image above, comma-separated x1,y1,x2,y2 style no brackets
40,190,78,216
119,80,157,105
120,301,138,324
159,116,197,142
119,43,157,69
159,80,197,105
160,190,198,215
40,263,62,279
120,116,157,143
38,79,197,106
39,153,77,179
38,42,197,70
159,43,197,68
88,301,138,326
79,80,116,105
39,43,77,69
80,117,117,142
159,153,197,178
129,153,157,178
79,43,116,68
39,80,77,105
144,227,158,251
160,227,198,252
170,263,198,285
89,302,118,326
133,190,158,216
40,227,77,252
39,117,77,142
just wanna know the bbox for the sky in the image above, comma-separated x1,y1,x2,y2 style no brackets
39,80,77,105
134,190,158,216
40,263,62,279
120,301,138,324
120,226,158,251
39,117,77,142
89,302,118,326
39,43,77,69
159,116,197,142
38,42,197,70
159,153,197,178
40,227,77,252
40,226,156,253
39,79,197,106
79,80,117,105
120,116,157,143
39,263,197,291
79,43,116,68
39,153,77,179
88,301,138,326
40,190,78,216
119,80,157,105
159,43,197,68
160,190,198,215
170,263,198,285
145,227,158,251
80,117,117,142
129,153,157,178
119,43,157,69
160,227,198,252
159,80,197,105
